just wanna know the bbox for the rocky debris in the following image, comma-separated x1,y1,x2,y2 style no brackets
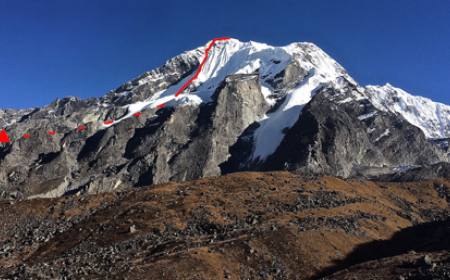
434,182,450,202
0,190,23,200
279,190,367,213
374,162,450,182
129,225,137,234
420,208,450,223
293,211,385,235
422,255,433,266
322,251,450,280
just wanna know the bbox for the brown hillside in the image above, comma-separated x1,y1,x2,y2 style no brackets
0,172,449,279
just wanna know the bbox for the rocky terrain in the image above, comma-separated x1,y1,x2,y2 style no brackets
0,171,449,279
0,39,449,199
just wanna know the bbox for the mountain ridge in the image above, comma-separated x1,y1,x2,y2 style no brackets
1,39,449,139
0,38,449,198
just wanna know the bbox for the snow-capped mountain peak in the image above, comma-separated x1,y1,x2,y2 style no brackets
112,39,356,159
105,38,449,155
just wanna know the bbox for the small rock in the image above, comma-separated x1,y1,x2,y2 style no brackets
129,225,137,234
423,255,433,266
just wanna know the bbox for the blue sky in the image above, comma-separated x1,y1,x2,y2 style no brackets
0,0,449,108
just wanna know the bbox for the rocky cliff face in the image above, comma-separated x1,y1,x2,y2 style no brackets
0,39,449,198
260,84,447,177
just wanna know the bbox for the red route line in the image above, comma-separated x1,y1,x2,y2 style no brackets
0,38,232,140
174,37,231,97
101,39,230,125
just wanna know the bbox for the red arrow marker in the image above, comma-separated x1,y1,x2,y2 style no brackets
133,112,142,117
156,103,166,109
0,129,10,143
23,133,31,139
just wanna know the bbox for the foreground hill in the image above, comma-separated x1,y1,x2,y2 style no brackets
1,172,448,279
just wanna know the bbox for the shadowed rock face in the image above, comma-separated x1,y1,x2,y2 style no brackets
0,49,202,198
0,72,270,198
0,40,449,198
261,85,447,178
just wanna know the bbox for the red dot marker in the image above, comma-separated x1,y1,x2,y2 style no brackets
103,120,114,125
0,129,10,143
23,133,31,139
133,112,142,117
77,124,87,132
48,131,56,136
156,103,166,109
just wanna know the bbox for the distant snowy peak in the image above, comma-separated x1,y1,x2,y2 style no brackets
364,84,450,139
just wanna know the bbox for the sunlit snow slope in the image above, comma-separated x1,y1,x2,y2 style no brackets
114,39,355,159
